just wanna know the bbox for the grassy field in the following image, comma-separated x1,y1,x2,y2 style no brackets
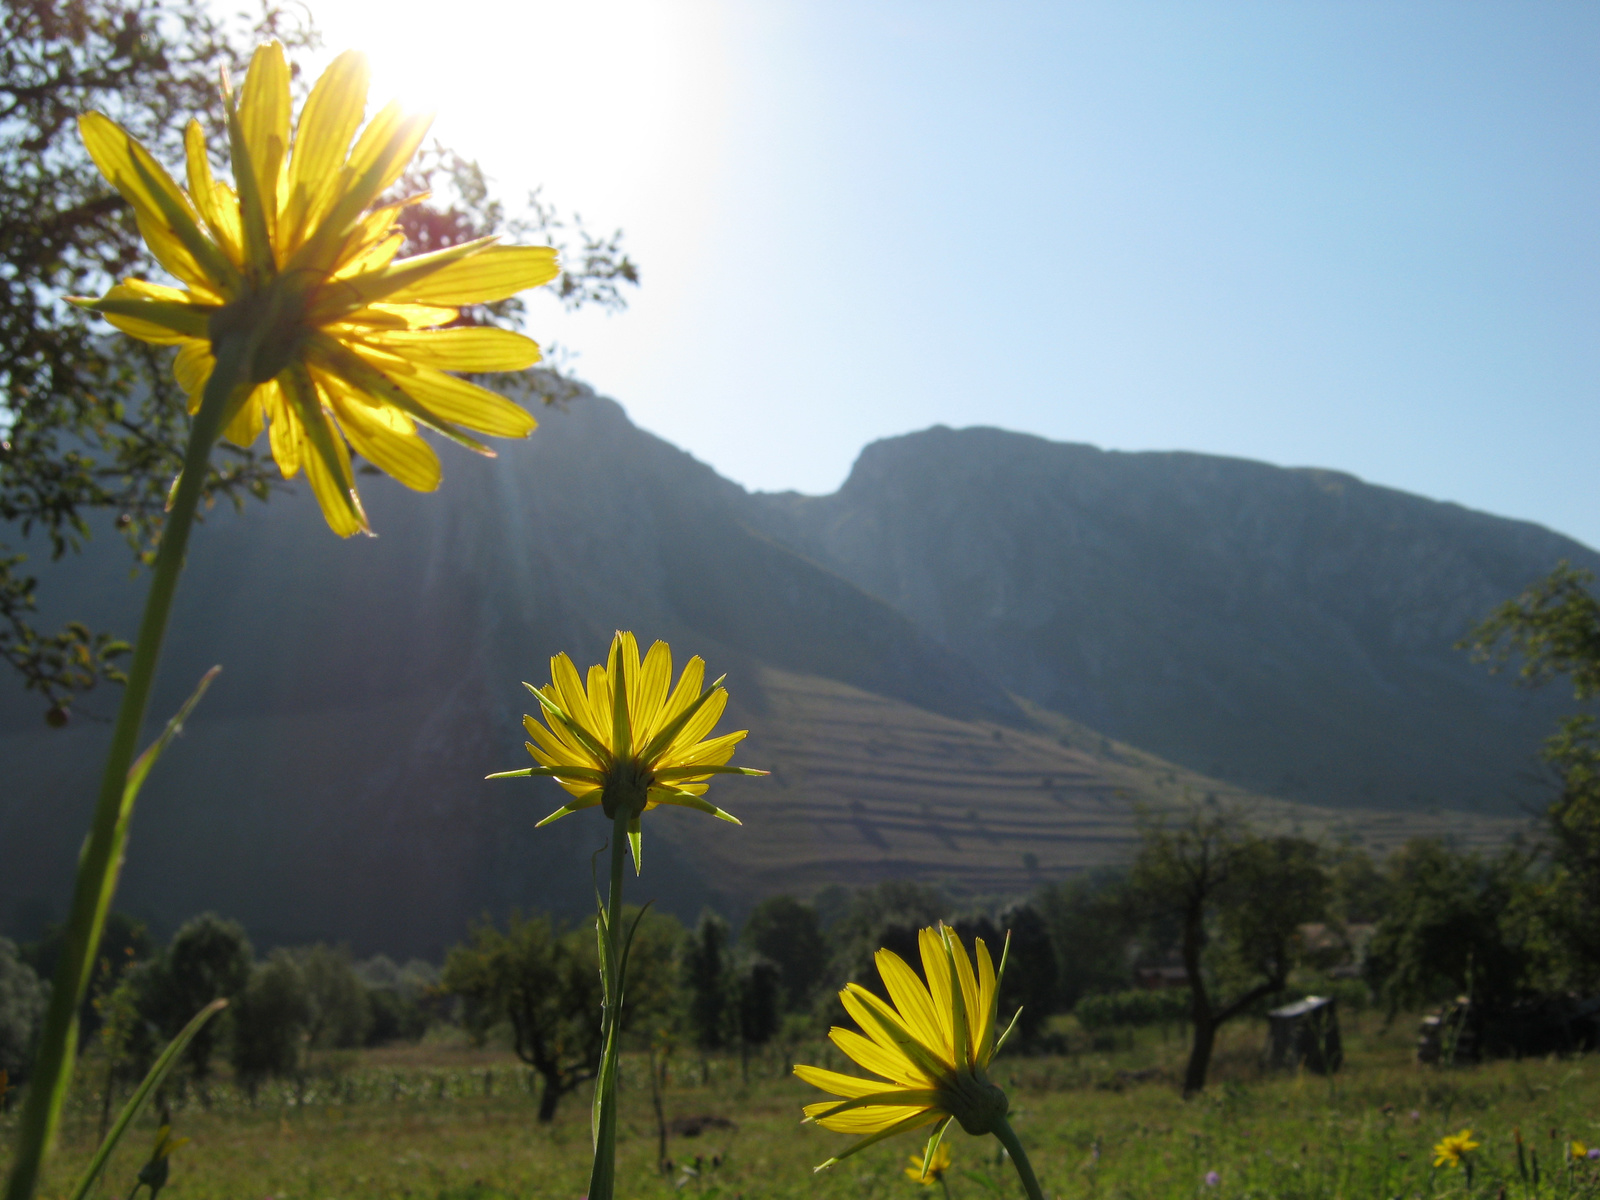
9,1012,1600,1200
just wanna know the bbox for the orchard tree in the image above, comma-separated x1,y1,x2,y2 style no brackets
1131,804,1326,1096
1466,562,1600,976
739,895,827,1013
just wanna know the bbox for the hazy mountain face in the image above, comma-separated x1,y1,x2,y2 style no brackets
0,392,1575,953
0,389,1014,954
750,425,1594,814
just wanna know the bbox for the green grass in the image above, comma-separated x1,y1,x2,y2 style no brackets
9,1015,1600,1199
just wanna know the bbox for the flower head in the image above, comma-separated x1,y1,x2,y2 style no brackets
794,924,1019,1172
73,41,559,535
135,1124,190,1199
905,1141,952,1185
1432,1130,1480,1169
490,632,765,871
1203,1170,1221,1187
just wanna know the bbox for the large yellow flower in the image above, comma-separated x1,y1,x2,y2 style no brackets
795,925,1019,1173
73,41,559,535
489,632,765,871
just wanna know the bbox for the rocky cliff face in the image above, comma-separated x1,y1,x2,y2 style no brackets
751,425,1595,813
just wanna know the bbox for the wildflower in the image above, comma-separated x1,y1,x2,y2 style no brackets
1432,1130,1480,1169
72,41,558,535
1204,1170,1221,1187
132,1125,189,1200
795,925,1025,1176
905,1142,953,1184
1574,1141,1588,1162
490,632,765,871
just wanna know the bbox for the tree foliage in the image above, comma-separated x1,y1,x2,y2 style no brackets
1131,803,1326,1095
740,895,827,1014
441,908,675,1122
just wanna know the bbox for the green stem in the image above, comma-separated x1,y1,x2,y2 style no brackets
585,810,629,1200
4,340,245,1200
993,1114,1046,1200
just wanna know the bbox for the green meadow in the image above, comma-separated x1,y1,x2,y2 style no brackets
10,1014,1600,1200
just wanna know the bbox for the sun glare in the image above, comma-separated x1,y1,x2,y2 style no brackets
308,0,727,232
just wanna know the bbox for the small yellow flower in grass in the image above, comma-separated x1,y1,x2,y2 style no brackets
134,1124,190,1200
795,924,1020,1173
905,1141,953,1184
72,40,559,536
1573,1140,1589,1162
1432,1129,1480,1169
489,632,766,871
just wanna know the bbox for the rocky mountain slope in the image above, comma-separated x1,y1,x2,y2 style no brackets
751,426,1595,814
0,387,1556,953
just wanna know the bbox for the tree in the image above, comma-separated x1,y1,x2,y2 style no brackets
1131,804,1326,1096
137,913,252,1079
956,903,1057,1049
1363,839,1537,1013
827,881,950,999
21,910,151,1044
1465,562,1600,977
740,895,827,1013
1033,872,1137,1011
0,939,47,1085
229,950,310,1097
683,911,732,1056
1,0,638,721
297,944,370,1050
441,907,674,1122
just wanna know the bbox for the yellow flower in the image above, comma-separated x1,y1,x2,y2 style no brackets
795,925,1019,1172
1573,1140,1589,1162
489,632,765,871
135,1124,190,1199
73,41,559,536
1432,1129,1480,1168
905,1141,953,1184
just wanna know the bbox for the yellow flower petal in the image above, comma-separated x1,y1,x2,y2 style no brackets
237,42,291,242
792,1065,889,1099
323,373,441,493
383,244,560,306
875,950,951,1068
282,49,370,252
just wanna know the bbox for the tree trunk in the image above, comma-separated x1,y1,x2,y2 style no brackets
1182,1016,1217,1098
536,1070,561,1122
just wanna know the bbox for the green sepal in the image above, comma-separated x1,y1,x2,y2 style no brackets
627,816,643,875
810,1110,942,1173
806,1089,943,1121
652,765,768,779
651,788,741,824
519,679,612,768
920,1116,953,1182
637,674,727,764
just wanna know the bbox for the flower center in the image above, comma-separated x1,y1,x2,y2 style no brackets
208,278,310,386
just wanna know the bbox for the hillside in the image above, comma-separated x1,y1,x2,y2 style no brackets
751,426,1596,814
0,385,1546,953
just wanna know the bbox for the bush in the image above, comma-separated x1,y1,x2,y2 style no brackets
0,938,46,1084
1074,988,1192,1031
231,951,311,1092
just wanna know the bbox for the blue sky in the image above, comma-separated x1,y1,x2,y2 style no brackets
309,1,1600,548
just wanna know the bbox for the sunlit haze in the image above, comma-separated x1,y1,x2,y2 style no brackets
301,1,1600,549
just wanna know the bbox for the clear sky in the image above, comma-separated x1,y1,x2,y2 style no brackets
304,1,1600,549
